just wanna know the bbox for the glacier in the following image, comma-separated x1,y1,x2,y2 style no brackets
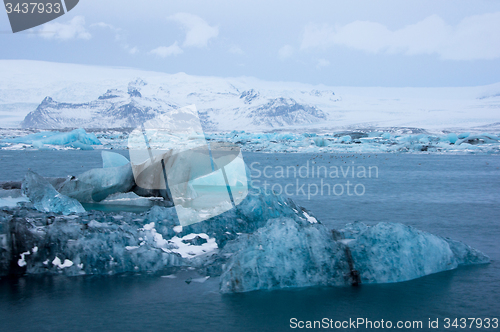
2,60,499,133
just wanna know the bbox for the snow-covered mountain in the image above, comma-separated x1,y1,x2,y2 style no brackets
21,86,329,130
21,82,178,129
1,60,500,132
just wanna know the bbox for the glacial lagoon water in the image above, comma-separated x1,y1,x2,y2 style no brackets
0,150,499,331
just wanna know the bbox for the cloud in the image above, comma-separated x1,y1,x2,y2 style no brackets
300,12,500,60
150,42,184,57
229,45,244,55
39,16,91,40
316,59,330,69
91,22,138,54
90,22,116,30
278,45,294,60
127,47,139,55
168,13,219,48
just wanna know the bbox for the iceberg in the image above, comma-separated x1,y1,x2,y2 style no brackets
102,151,129,168
21,170,85,215
455,133,499,145
337,222,490,284
0,189,29,208
201,130,500,154
2,128,101,150
57,163,136,202
0,180,491,291
0,210,184,276
0,212,10,276
218,217,490,292
3,128,500,154
220,217,350,293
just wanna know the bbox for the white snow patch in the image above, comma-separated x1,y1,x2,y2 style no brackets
52,257,74,269
17,251,30,267
173,225,183,233
143,222,155,231
161,274,177,279
88,220,105,228
168,233,218,259
303,211,318,224
338,239,355,245
125,246,139,251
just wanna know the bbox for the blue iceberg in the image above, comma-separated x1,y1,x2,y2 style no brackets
220,216,350,293
102,151,129,168
1,177,491,291
219,218,490,292
2,128,101,150
337,222,490,284
57,163,136,202
21,170,85,215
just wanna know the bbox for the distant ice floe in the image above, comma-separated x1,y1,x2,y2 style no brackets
0,128,101,150
1,128,499,154
205,131,500,154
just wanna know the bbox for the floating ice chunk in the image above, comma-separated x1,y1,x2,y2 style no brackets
161,274,177,279
219,212,490,293
22,170,85,215
444,238,490,265
220,217,349,293
381,132,391,139
102,151,129,168
0,189,29,208
3,128,101,149
191,276,210,283
455,133,499,145
100,192,154,207
345,222,490,284
57,163,135,202
441,133,458,144
339,135,352,143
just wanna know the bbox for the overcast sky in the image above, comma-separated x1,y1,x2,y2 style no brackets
1,0,500,87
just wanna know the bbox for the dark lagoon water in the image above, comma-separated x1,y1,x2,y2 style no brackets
0,150,499,331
